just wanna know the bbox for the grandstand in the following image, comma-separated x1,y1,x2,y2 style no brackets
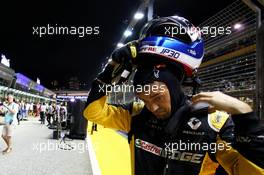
198,0,259,108
0,62,55,103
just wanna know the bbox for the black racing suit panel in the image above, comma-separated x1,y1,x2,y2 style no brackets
232,112,264,168
130,104,234,175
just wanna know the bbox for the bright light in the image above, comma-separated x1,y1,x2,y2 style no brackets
117,43,124,48
134,12,144,20
124,30,132,37
70,98,75,102
1,54,10,67
234,23,242,30
37,78,40,84
1,54,6,59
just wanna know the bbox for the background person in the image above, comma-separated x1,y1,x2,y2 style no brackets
0,94,19,154
40,103,47,124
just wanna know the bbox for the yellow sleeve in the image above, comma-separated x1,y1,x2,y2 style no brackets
83,96,144,132
198,153,219,175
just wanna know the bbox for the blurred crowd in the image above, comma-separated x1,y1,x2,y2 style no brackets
0,98,67,126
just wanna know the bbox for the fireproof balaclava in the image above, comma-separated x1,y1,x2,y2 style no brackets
133,64,186,117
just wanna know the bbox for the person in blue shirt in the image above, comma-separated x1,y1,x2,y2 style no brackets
0,94,19,154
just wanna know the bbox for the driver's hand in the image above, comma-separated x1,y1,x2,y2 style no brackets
192,91,253,115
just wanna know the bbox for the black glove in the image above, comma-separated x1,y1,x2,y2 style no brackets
96,63,115,84
86,60,115,106
111,40,138,64
110,41,139,84
86,41,139,106
96,40,138,84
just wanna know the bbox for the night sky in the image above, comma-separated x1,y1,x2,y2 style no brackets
0,0,234,89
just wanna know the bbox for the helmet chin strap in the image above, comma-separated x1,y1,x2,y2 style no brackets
192,76,202,95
